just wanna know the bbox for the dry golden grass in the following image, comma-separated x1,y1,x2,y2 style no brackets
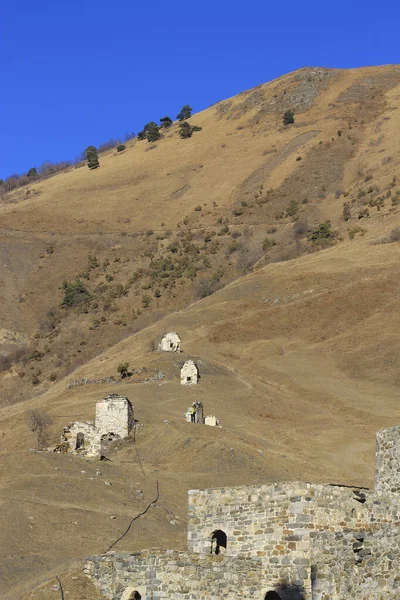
1,64,400,597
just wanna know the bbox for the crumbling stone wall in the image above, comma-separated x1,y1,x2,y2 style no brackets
310,527,400,599
158,332,181,352
61,421,100,456
375,425,400,493
87,426,400,598
95,394,134,438
86,550,279,600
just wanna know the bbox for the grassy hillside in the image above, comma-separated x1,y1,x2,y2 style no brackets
1,64,400,597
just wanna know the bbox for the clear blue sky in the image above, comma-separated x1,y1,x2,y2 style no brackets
1,0,399,179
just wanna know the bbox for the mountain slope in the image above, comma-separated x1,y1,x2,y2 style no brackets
1,64,400,597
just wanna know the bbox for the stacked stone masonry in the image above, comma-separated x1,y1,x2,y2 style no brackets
60,394,134,458
87,426,400,599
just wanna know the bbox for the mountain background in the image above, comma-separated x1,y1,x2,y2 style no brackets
1,64,400,598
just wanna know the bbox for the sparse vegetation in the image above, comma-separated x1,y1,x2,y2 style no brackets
85,146,99,170
160,116,172,128
176,105,192,121
28,409,52,450
116,144,126,152
61,279,91,308
117,362,130,378
343,202,351,221
307,221,335,244
283,110,295,125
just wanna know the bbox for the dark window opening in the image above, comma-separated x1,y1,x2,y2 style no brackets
353,490,366,504
170,342,173,348
187,377,191,382
211,529,227,555
128,592,141,600
75,432,85,450
265,593,281,600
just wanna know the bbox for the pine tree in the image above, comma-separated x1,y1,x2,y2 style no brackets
179,121,193,139
145,122,161,142
85,146,99,170
283,110,295,125
160,116,172,128
176,105,192,121
27,167,38,178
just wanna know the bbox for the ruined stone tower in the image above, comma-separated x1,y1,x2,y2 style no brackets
95,393,134,438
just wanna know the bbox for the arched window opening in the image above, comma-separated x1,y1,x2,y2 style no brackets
264,592,281,600
128,592,141,600
211,529,227,555
75,432,85,450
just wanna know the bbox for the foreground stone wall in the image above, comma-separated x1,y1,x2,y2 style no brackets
311,526,400,599
87,550,268,600
187,482,390,558
375,426,400,494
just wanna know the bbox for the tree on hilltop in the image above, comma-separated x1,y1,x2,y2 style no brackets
160,116,172,128
177,105,192,121
27,167,38,178
145,122,161,142
85,145,99,170
283,110,295,125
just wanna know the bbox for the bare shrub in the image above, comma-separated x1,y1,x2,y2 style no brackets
389,228,400,242
292,220,309,237
0,355,12,372
196,278,221,299
28,410,52,449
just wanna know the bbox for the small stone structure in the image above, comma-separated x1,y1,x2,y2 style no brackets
185,401,204,424
59,394,134,458
180,360,199,385
158,332,181,352
204,415,220,427
87,425,400,598
184,402,219,427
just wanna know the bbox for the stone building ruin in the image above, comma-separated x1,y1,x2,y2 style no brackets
184,402,220,427
158,332,181,352
87,425,400,598
180,359,199,385
59,394,134,458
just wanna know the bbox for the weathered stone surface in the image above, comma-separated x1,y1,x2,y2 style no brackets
158,332,181,352
86,426,400,599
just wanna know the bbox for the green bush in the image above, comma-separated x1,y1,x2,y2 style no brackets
117,362,130,378
179,121,193,139
283,110,295,125
142,294,152,308
177,105,192,121
160,116,172,128
117,144,126,152
286,199,299,217
85,146,99,170
61,279,91,308
307,221,335,243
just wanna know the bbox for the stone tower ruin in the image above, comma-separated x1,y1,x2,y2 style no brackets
59,393,134,458
87,425,400,599
95,393,134,438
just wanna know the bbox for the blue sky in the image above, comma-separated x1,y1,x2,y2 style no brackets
1,0,399,178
